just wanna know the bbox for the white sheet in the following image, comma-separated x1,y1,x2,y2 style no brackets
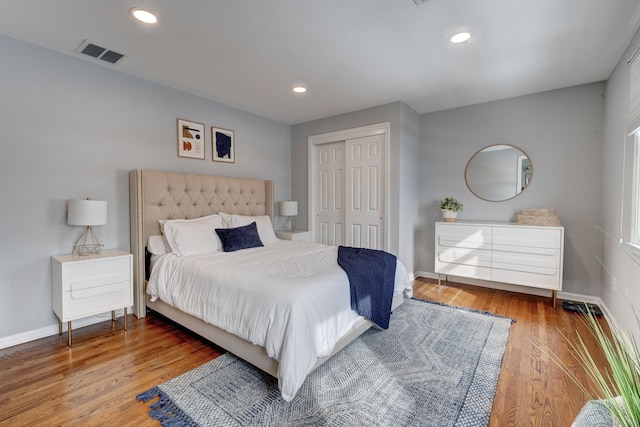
147,240,413,401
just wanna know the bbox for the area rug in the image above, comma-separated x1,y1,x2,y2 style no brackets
137,298,513,426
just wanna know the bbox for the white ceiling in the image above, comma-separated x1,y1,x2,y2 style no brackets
2,0,640,125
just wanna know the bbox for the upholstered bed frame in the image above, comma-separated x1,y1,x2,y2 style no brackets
129,169,402,378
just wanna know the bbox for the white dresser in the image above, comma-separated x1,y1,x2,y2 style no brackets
434,221,564,306
51,250,133,345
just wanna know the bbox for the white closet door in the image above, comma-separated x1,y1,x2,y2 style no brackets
315,141,345,246
345,134,385,250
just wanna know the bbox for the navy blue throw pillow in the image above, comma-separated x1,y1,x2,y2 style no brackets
215,222,264,252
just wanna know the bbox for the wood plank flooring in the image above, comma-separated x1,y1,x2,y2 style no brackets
0,278,609,426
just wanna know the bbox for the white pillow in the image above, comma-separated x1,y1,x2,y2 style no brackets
159,213,220,234
147,235,169,255
161,214,225,256
219,211,232,228
219,213,278,244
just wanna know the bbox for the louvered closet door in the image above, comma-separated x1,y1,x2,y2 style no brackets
345,134,385,250
316,141,345,246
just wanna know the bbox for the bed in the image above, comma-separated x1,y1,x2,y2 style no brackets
129,170,412,401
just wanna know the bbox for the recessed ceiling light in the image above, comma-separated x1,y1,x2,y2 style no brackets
129,8,158,24
449,32,471,44
292,86,307,93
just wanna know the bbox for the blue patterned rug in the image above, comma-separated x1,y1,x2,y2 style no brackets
137,298,512,426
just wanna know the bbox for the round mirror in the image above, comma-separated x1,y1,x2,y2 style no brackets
465,144,532,202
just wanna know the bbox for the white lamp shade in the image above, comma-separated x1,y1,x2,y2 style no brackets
280,201,298,216
68,199,108,226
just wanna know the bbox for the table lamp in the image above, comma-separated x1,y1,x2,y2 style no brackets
280,201,298,232
68,198,107,255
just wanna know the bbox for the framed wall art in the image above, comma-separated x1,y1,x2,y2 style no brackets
212,126,235,163
177,118,205,159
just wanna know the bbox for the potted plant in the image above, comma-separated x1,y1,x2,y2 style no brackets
439,197,463,222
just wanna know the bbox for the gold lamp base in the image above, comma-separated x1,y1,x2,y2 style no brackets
73,225,104,256
282,216,295,232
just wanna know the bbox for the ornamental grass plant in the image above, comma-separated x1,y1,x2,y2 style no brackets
535,227,640,426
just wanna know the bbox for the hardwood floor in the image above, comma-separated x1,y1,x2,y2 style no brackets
413,278,610,427
0,278,609,426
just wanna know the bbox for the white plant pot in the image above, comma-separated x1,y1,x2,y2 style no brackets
442,209,458,222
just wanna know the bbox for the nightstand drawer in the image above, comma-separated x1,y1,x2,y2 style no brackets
62,257,130,292
70,278,130,299
65,280,131,319
276,230,310,241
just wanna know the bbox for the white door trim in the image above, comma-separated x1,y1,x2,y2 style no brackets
308,122,391,251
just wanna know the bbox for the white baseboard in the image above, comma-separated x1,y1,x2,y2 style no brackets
415,271,554,298
414,271,613,325
0,308,128,350
557,291,601,305
414,271,605,305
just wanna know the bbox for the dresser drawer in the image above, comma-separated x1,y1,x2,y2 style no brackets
435,260,492,281
435,223,492,280
492,267,560,290
436,247,492,268
492,249,561,272
492,227,561,251
436,224,492,250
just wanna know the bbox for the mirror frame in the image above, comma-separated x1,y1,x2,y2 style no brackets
464,144,533,202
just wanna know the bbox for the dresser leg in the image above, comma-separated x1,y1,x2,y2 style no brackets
58,320,62,336
552,290,557,308
124,307,128,331
111,310,116,322
67,321,72,347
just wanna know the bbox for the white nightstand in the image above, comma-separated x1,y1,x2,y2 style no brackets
276,230,310,242
51,250,133,346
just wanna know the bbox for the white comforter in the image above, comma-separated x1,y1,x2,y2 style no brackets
147,240,413,401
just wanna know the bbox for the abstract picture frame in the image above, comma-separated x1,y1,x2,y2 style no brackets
212,126,235,163
177,118,205,160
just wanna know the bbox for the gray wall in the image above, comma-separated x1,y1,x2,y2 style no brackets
398,103,421,273
291,102,421,273
418,83,606,296
601,25,640,336
0,35,291,341
3,28,634,344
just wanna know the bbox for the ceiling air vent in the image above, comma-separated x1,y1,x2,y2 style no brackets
76,39,126,65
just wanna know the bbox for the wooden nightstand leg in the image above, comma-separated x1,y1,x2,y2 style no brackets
124,307,128,331
58,320,62,336
552,290,557,309
67,321,72,347
111,310,116,322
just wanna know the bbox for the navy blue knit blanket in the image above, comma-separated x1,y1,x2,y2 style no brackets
337,246,397,329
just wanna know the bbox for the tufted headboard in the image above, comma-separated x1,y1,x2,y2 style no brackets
129,170,274,317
